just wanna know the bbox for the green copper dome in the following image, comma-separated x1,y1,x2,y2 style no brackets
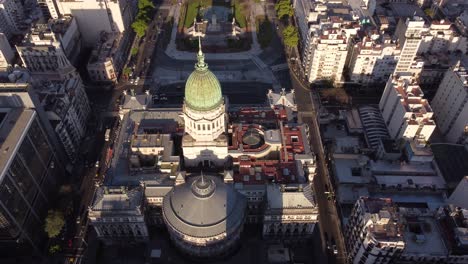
184,39,223,111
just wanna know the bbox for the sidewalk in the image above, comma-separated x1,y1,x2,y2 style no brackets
165,4,262,61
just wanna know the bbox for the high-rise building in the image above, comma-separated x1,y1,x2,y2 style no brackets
345,197,405,264
419,20,467,54
0,83,64,255
35,77,90,162
50,0,135,45
293,2,359,84
0,33,14,70
394,17,427,76
430,61,468,144
348,34,400,85
379,75,436,141
307,28,351,84
16,19,80,83
0,0,24,39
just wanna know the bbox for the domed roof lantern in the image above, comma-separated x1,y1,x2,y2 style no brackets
184,37,223,111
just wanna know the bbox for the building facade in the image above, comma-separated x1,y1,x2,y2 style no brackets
88,186,149,245
0,33,13,70
348,35,400,85
263,184,318,241
430,61,468,144
16,21,79,82
0,83,63,255
87,32,123,83
0,0,24,39
181,43,229,167
35,77,90,162
379,75,436,141
394,17,427,76
345,197,405,264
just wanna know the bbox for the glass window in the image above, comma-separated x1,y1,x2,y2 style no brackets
0,177,29,225
8,159,38,203
0,207,20,239
19,137,46,184
28,120,51,165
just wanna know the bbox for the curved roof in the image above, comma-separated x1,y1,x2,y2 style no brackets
184,40,223,111
162,175,246,238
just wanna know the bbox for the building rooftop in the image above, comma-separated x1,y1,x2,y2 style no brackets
359,106,390,149
90,186,144,213
88,31,122,64
266,184,317,211
360,197,404,242
400,209,448,256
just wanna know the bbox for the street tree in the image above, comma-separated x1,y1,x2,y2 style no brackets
132,19,149,38
44,210,65,238
283,25,299,48
275,0,293,19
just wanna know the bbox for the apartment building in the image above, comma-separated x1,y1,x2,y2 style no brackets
379,75,436,141
294,2,358,84
0,0,24,38
16,20,80,83
35,77,90,162
0,33,14,70
0,83,64,255
430,61,468,144
348,34,400,85
419,20,467,54
87,32,123,83
308,28,351,84
394,17,427,76
345,197,405,264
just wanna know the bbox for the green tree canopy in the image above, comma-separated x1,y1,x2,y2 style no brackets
44,210,65,238
132,19,149,38
275,0,293,19
283,25,299,48
132,0,155,37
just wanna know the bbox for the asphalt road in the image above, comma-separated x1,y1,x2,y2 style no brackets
283,33,348,264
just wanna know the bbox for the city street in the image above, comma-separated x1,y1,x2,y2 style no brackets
291,64,347,264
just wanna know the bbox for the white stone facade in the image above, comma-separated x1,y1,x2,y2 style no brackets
0,0,24,38
379,75,436,141
307,29,350,84
394,17,426,76
419,20,467,54
430,62,468,144
182,100,228,167
349,36,400,84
